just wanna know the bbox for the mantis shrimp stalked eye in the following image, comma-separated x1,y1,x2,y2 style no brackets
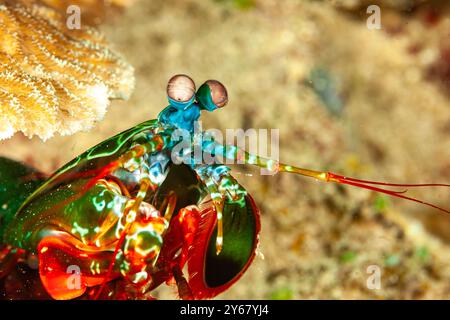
198,80,229,109
0,75,448,300
167,74,196,106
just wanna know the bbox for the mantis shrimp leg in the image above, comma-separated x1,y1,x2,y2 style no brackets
195,165,248,254
93,177,153,299
34,135,171,300
90,137,171,298
172,264,194,300
195,167,225,254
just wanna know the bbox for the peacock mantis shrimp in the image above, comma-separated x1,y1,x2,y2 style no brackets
0,75,448,300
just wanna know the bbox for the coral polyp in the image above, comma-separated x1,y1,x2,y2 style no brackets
0,0,135,140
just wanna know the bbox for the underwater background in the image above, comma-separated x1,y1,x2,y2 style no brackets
1,0,450,299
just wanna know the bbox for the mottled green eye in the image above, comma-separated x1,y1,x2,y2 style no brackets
167,74,196,103
197,80,228,111
205,80,228,108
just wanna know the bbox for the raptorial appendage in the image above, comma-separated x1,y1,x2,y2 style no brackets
0,0,135,140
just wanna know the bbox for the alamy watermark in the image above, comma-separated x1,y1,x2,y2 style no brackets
366,5,381,30
66,265,81,290
66,5,81,30
170,121,280,176
366,264,382,290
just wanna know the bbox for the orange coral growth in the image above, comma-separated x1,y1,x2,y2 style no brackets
0,0,135,140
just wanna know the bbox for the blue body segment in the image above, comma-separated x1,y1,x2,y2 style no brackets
158,104,201,132
157,87,234,199
159,84,219,132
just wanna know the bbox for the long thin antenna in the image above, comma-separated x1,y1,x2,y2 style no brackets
234,146,450,214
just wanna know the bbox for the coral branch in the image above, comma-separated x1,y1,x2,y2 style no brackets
0,0,135,140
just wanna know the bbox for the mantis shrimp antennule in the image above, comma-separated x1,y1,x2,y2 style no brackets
324,172,450,214
234,148,450,215
278,163,450,215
